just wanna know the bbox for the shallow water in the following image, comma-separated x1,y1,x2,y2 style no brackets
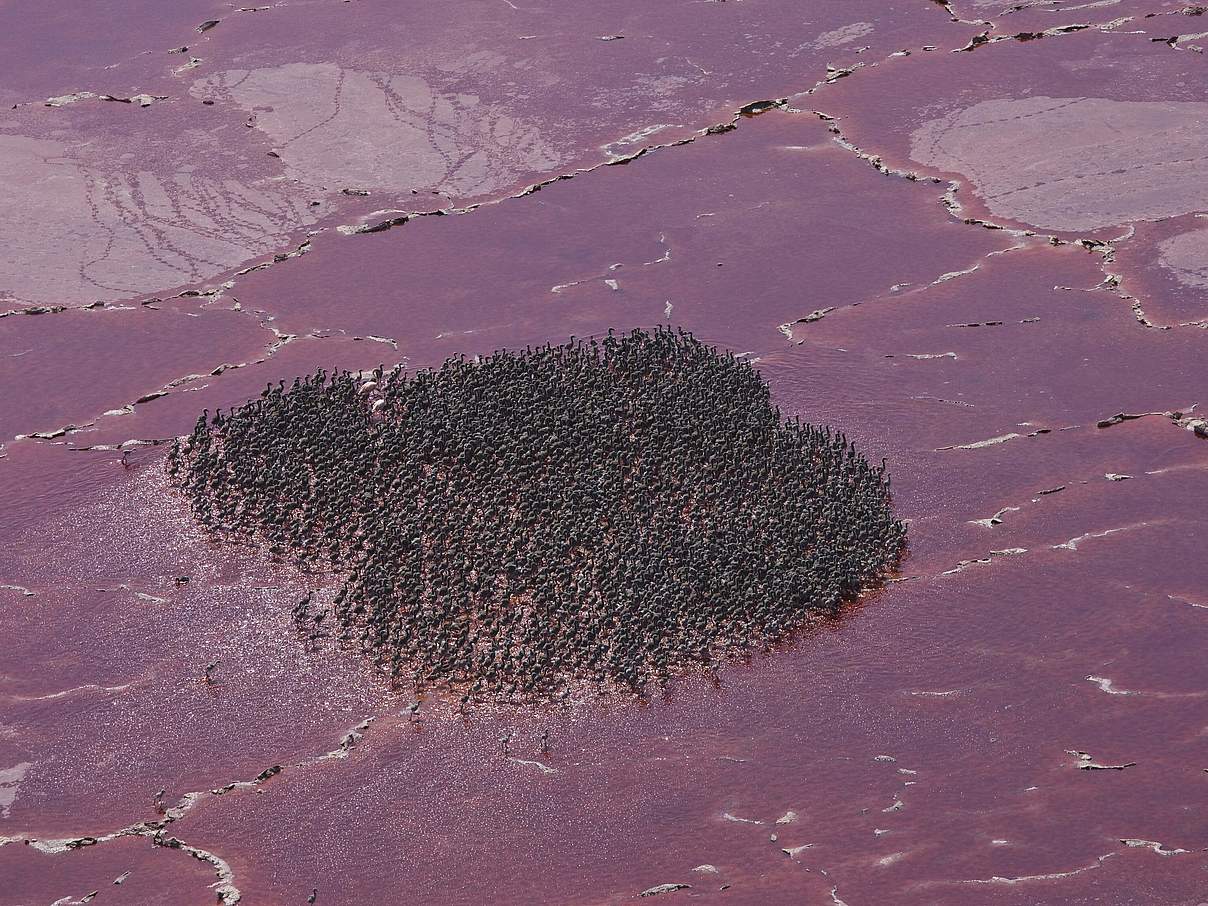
1,2,1206,904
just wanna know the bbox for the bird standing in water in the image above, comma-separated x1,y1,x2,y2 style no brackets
170,327,905,707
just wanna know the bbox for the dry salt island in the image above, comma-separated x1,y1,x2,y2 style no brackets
169,327,905,702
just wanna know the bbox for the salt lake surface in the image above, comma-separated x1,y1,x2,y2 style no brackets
1,2,1206,904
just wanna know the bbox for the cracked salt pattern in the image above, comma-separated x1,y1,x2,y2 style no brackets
1158,224,1208,290
1,0,1206,903
911,97,1208,232
0,130,318,308
191,63,563,196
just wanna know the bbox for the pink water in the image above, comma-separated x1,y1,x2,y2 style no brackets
1,2,1205,904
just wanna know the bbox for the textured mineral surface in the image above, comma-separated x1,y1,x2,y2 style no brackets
1,1,1206,904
